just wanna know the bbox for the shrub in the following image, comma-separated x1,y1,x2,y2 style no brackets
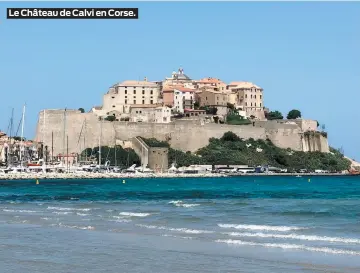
266,111,283,120
78,108,85,113
287,109,301,119
105,115,116,122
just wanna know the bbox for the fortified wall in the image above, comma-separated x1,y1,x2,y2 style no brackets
34,109,329,156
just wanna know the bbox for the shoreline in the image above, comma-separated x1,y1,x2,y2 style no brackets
0,172,356,180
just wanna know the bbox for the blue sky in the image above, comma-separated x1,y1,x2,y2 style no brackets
0,2,359,159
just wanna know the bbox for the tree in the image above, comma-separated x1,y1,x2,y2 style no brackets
105,115,116,122
194,101,200,109
316,121,320,127
221,131,241,142
266,111,283,120
227,103,235,110
78,108,85,113
287,109,301,119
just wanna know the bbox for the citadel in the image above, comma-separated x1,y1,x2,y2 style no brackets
33,68,329,164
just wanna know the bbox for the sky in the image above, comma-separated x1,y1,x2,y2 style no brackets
0,2,359,159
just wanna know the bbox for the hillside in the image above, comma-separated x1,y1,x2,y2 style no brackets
141,132,351,171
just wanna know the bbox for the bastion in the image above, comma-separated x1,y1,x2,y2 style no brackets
34,109,329,156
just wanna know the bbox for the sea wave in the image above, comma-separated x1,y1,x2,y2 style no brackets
224,232,360,244
119,212,151,217
3,209,38,213
218,224,304,232
57,223,95,230
216,239,360,256
52,211,72,215
162,234,194,240
76,213,90,216
137,224,213,234
47,206,92,212
168,200,200,208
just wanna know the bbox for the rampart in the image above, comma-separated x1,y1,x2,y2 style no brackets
35,110,329,155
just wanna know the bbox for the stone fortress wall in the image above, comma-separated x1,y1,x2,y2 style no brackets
35,109,329,157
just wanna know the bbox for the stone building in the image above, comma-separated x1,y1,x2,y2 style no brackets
163,67,193,87
194,77,227,92
130,105,171,123
227,81,265,119
198,89,237,108
102,79,160,115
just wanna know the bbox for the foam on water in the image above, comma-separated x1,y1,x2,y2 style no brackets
137,224,213,234
224,232,360,244
47,206,92,212
218,223,304,232
216,239,360,256
169,200,200,208
57,223,95,230
3,209,39,213
119,212,151,217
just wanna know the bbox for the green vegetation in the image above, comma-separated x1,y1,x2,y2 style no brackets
105,115,116,122
78,108,85,113
12,136,26,141
226,114,251,125
266,110,283,120
80,146,140,167
141,132,351,171
199,106,217,115
287,109,301,119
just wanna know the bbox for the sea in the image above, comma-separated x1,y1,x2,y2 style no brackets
1,176,360,273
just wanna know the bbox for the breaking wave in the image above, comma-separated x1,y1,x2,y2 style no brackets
216,239,360,256
137,224,213,234
224,232,360,244
168,200,200,208
218,224,304,232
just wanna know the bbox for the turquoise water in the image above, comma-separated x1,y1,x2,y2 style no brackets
1,176,360,272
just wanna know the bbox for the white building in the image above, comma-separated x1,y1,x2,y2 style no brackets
102,79,160,115
173,87,195,114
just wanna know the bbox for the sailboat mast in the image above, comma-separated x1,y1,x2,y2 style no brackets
67,135,69,173
20,104,26,167
114,136,117,167
43,109,46,172
63,108,66,165
51,131,54,163
84,119,87,161
98,118,102,166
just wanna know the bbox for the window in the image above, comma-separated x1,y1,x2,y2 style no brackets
142,100,145,104
245,102,247,106
125,100,127,104
245,94,247,98
111,96,115,99
133,100,136,104
133,90,136,94
251,95,252,99
140,111,142,114
125,90,127,95
150,100,153,104
206,97,207,100
251,103,253,106
255,102,257,106
136,111,138,114
260,103,262,107
142,90,145,95
150,90,153,95
260,95,262,99
254,95,256,99
112,105,115,108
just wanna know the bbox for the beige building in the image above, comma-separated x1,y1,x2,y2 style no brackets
194,77,227,92
102,80,160,115
198,89,237,107
227,81,265,119
130,105,171,123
